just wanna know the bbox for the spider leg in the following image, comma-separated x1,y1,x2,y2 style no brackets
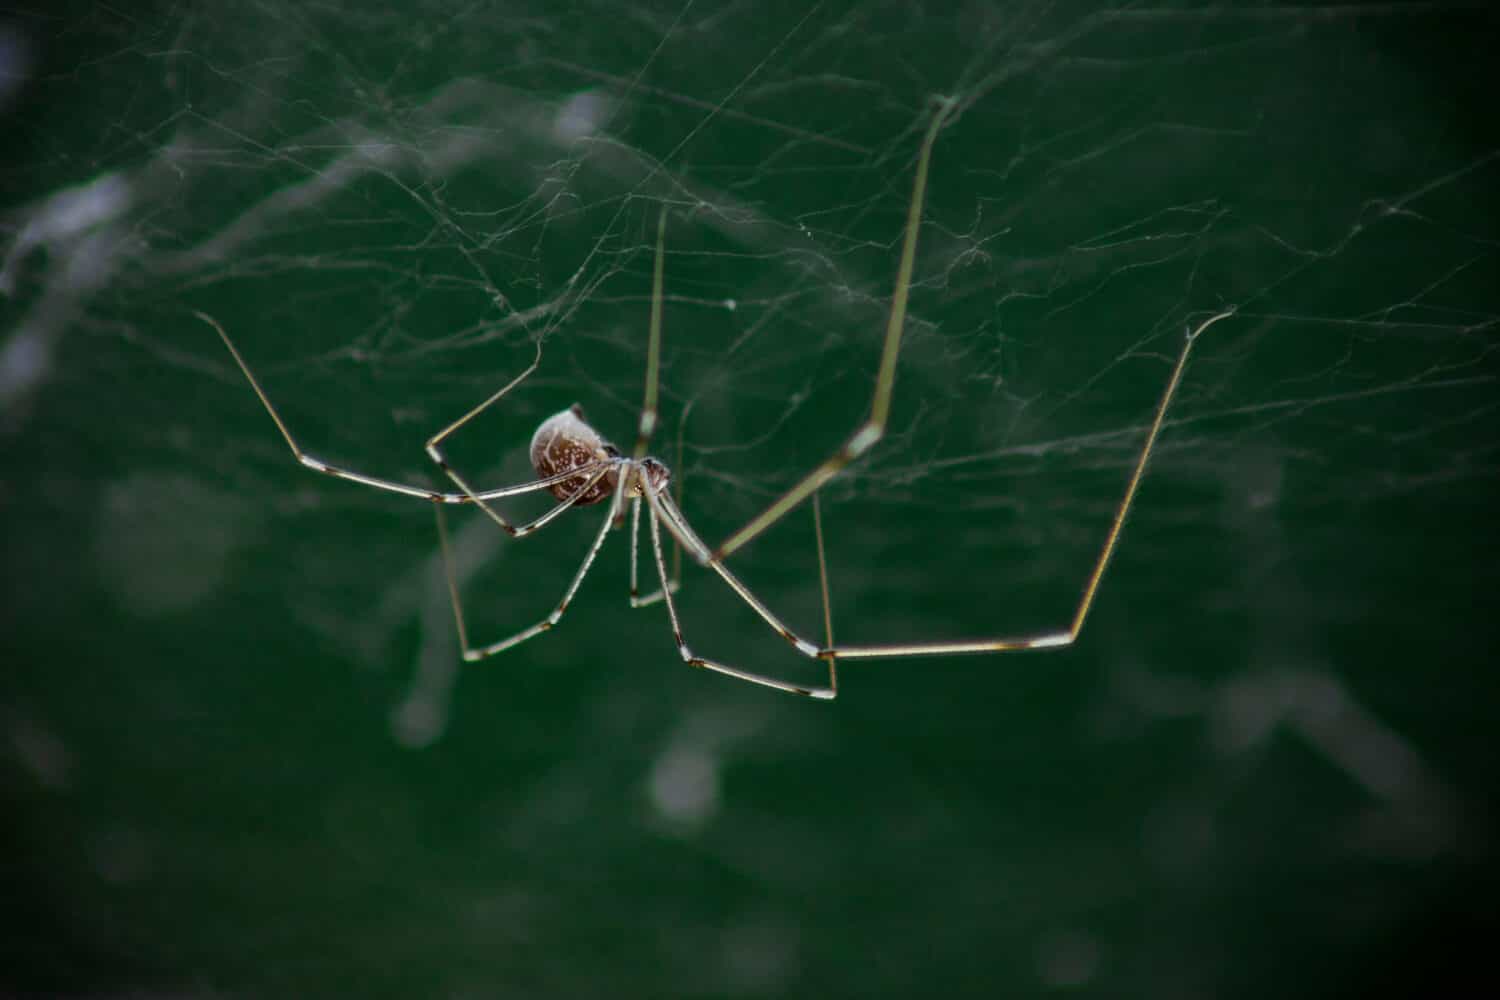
509,462,618,539
648,309,1232,674
436,468,629,661
826,308,1236,659
648,488,822,656
632,207,668,462
629,494,679,608
811,492,839,694
202,311,584,505
711,97,956,562
630,393,691,608
637,87,1229,670
647,495,835,699
422,338,602,535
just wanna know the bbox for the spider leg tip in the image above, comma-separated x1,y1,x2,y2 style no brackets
1187,306,1237,341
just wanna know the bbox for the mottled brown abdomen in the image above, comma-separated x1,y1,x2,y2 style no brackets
529,404,620,505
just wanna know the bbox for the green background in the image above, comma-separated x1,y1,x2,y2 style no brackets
4,1,1496,996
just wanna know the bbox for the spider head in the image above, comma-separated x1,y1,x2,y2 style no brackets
637,457,671,497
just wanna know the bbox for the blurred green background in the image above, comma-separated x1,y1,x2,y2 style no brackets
3,1,1496,996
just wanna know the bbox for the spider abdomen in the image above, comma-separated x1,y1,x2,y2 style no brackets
530,404,620,505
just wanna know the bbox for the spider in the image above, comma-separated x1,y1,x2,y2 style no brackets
201,97,1233,699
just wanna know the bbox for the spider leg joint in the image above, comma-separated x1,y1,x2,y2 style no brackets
1030,633,1073,649
846,423,882,457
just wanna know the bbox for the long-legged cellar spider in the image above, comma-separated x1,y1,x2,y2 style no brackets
201,97,1232,698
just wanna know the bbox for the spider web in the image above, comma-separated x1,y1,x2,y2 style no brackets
3,1,1497,996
